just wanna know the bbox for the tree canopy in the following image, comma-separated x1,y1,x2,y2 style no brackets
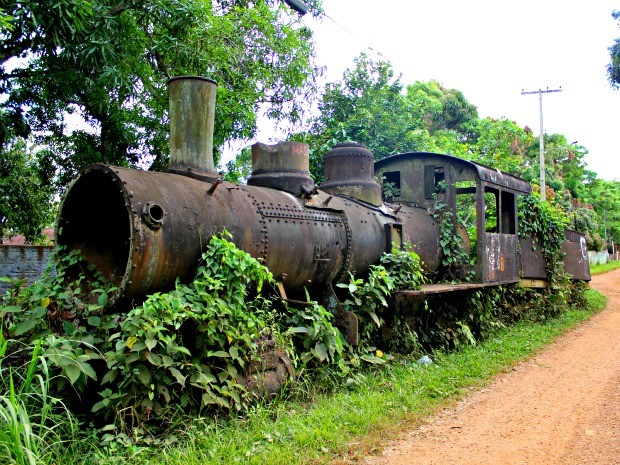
0,0,322,174
608,9,620,88
0,0,322,239
295,53,480,181
290,52,619,250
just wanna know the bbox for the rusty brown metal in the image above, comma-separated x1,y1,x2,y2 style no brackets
518,236,547,279
247,142,316,196
394,205,443,273
375,151,531,284
562,229,591,281
481,233,519,283
519,230,591,282
320,142,382,206
168,76,218,180
57,160,402,306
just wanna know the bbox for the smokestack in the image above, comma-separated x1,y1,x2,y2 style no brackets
167,76,218,180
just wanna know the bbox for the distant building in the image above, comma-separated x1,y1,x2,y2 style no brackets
2,228,55,245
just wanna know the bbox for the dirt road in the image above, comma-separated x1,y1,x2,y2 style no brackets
363,270,620,465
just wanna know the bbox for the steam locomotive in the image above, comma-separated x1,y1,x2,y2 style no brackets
57,77,590,344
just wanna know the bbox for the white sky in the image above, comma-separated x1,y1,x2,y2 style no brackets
297,0,620,181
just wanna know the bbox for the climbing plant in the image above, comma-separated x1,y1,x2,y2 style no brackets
518,194,572,317
432,199,474,283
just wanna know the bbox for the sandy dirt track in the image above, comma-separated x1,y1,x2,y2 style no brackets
362,269,620,465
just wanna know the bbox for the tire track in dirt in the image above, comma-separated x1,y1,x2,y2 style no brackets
362,270,620,465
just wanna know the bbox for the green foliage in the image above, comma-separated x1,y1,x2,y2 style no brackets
302,52,414,175
518,194,574,316
518,195,569,281
0,139,56,241
97,232,282,431
432,199,474,283
338,265,394,350
300,55,481,180
1,0,323,186
380,176,401,201
0,223,595,461
586,232,607,252
608,10,620,88
1,247,115,395
279,294,344,365
379,244,424,290
590,260,620,275
221,146,253,184
581,178,620,246
98,292,600,465
0,236,282,435
467,117,533,174
0,334,88,465
405,80,478,137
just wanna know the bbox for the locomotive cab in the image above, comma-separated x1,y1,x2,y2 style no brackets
376,152,531,285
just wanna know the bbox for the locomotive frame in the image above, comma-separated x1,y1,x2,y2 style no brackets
56,76,590,347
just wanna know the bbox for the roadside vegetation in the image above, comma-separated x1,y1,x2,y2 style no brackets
123,289,606,465
590,260,620,275
0,197,608,464
0,262,606,464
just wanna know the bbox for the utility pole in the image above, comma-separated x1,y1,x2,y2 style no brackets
521,87,562,201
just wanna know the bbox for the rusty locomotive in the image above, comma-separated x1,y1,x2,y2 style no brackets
57,77,590,342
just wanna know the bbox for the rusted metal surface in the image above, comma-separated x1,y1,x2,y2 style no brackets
481,233,519,282
57,75,592,314
320,142,382,206
519,236,547,279
375,152,531,202
247,142,316,196
395,205,443,272
375,151,529,284
519,230,591,282
241,337,294,397
57,161,402,306
168,76,218,180
396,281,516,298
562,229,591,281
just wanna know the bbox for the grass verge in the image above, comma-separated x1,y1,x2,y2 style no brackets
95,288,607,465
590,260,620,275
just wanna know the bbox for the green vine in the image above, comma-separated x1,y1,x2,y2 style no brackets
518,195,569,282
518,194,572,317
433,200,474,283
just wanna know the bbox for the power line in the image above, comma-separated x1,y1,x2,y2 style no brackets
318,7,395,67
521,87,562,201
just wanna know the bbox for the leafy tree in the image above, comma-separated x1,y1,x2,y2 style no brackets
301,52,416,174
581,179,620,246
467,117,533,174
608,10,620,88
222,146,252,184
405,80,478,137
1,0,323,189
297,54,481,181
0,139,55,241
0,8,12,31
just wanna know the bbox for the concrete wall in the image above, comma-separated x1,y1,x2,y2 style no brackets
0,245,53,293
588,250,609,266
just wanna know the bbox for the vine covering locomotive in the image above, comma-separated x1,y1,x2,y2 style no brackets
57,77,590,341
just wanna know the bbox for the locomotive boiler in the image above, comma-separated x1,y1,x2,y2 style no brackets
57,77,442,308
57,76,590,325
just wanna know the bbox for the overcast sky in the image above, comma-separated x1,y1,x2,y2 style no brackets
299,0,620,181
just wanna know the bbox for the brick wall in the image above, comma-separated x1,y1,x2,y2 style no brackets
0,245,53,293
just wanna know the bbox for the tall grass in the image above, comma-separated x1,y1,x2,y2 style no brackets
0,334,91,465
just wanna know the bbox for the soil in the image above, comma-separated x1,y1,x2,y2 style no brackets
362,269,620,465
